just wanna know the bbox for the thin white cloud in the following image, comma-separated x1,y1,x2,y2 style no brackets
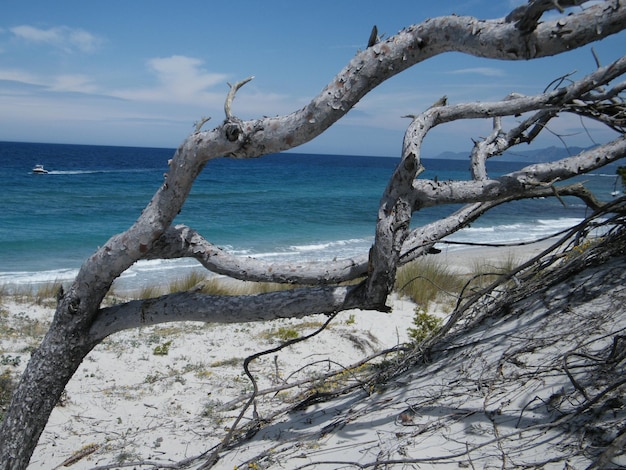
112,55,229,105
0,68,42,86
449,67,506,77
149,55,226,91
10,25,103,53
0,67,100,94
49,74,98,93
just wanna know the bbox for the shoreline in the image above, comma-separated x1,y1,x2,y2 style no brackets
0,237,563,296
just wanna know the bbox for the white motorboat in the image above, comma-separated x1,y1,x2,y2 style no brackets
32,164,49,174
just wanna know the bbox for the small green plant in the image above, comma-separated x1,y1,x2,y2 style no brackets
407,307,443,343
1,354,21,367
345,313,356,325
259,321,322,343
566,238,601,260
2,312,49,347
145,373,161,384
153,340,172,356
275,326,299,341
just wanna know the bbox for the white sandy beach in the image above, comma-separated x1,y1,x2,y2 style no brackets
2,287,419,468
2,239,623,469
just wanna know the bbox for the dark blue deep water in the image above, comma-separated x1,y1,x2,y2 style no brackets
0,141,619,289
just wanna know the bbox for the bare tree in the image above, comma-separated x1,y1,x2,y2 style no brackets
1,1,625,468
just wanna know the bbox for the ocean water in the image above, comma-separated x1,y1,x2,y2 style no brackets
0,141,620,291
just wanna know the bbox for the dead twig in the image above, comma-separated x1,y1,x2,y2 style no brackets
199,311,339,469
224,76,254,120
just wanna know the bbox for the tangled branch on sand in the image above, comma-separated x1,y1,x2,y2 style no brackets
210,201,626,470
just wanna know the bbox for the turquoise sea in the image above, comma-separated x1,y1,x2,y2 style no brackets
0,141,620,291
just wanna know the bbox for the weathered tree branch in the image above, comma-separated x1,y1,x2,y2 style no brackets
431,55,626,127
187,0,626,160
142,60,626,291
408,136,626,209
58,7,626,316
400,182,605,264
146,225,368,284
98,58,626,340
89,286,358,342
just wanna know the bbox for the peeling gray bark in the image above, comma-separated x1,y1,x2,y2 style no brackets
1,2,625,468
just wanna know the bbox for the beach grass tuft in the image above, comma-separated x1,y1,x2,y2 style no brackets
395,257,464,309
137,284,164,300
0,280,64,307
468,252,520,289
192,277,300,296
34,280,63,306
166,270,207,293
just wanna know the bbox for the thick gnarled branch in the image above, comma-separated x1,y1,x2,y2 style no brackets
90,285,360,341
191,1,626,160
146,58,626,291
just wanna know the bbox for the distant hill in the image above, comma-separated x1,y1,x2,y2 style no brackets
432,145,594,163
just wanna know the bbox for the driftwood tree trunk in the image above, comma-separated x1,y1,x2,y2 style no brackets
1,2,626,468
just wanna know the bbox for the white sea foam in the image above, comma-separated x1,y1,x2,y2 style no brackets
46,168,155,175
290,238,368,252
445,217,586,247
0,268,79,288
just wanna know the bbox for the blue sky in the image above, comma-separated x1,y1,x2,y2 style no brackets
1,1,624,157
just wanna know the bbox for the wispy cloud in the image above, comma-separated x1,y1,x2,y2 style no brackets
0,53,291,119
112,55,229,104
0,67,99,95
0,68,42,86
148,56,226,92
449,67,506,77
10,25,103,53
49,74,98,93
